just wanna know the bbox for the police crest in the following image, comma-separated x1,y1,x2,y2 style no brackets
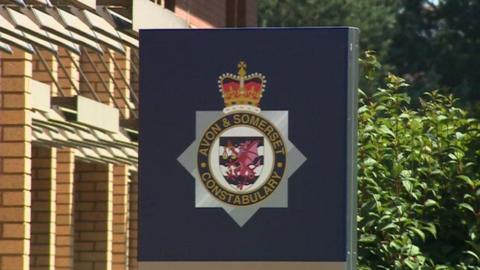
178,62,305,226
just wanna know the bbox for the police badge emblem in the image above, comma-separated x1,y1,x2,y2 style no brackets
178,61,306,226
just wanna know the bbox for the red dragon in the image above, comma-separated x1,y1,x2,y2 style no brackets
224,140,262,190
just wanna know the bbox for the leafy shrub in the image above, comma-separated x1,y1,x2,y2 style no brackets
357,52,480,269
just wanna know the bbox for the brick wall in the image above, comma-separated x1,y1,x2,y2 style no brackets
128,173,138,270
32,49,58,96
0,50,33,270
246,0,258,27
1,43,137,270
130,50,139,104
112,165,129,270
174,0,257,27
175,0,227,27
58,48,80,97
30,147,56,270
74,161,113,270
113,49,131,119
80,49,114,106
55,148,75,270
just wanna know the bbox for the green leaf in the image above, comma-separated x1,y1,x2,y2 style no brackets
400,170,412,179
379,125,395,138
363,157,377,166
389,239,403,250
448,153,457,160
408,245,421,255
424,199,439,208
409,227,426,242
422,223,437,239
455,132,465,140
431,169,445,176
402,180,413,193
359,234,377,243
436,115,448,122
457,175,475,189
463,250,480,261
459,203,475,213
358,105,369,113
403,258,417,269
380,223,398,232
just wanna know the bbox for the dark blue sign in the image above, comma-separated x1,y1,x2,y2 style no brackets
139,28,358,269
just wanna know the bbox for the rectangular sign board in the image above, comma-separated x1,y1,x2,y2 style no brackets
139,28,359,270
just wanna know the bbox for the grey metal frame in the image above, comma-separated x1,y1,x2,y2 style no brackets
346,27,359,270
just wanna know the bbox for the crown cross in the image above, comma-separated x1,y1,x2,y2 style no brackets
237,61,247,77
218,61,266,114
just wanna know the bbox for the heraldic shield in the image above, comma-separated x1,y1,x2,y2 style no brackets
219,136,264,191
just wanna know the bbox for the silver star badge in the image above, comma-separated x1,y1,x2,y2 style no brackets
178,110,306,226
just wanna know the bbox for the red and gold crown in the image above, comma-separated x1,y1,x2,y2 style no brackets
218,61,266,113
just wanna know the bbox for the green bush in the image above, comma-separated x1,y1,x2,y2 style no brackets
357,52,480,269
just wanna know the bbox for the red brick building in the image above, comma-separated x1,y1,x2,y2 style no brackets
0,1,256,270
